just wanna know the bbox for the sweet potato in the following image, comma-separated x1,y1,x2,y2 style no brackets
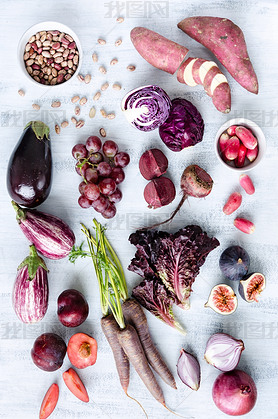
177,57,231,113
130,27,189,74
178,16,258,94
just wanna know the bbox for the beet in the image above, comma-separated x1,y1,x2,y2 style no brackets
139,148,168,180
144,177,176,209
219,246,250,281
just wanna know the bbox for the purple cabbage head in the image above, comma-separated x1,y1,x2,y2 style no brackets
121,85,171,131
159,98,204,152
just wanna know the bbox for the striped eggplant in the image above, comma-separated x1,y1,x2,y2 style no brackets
13,245,49,323
12,201,75,260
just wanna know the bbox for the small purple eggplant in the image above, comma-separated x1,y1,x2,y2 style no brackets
13,245,49,323
12,201,75,260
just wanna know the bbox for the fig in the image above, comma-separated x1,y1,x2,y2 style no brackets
238,272,265,303
205,284,238,315
219,245,250,281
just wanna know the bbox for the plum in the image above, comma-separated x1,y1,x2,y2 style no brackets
31,333,67,371
67,333,97,369
57,289,89,327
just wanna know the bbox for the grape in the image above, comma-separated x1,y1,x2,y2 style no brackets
84,183,100,201
89,152,104,164
91,195,109,213
111,167,125,184
102,140,118,158
109,188,122,203
72,144,88,160
97,162,112,177
114,152,130,168
98,178,117,196
102,202,116,219
78,195,92,208
86,136,102,153
79,181,87,195
75,161,89,177
85,167,98,183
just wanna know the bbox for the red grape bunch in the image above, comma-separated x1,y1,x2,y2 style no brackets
72,136,130,219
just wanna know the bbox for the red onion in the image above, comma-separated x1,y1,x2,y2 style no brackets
177,349,200,391
121,85,171,131
212,369,257,416
205,333,244,372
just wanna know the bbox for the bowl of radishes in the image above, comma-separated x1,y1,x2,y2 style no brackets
215,118,266,171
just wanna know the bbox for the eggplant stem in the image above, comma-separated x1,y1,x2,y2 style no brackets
139,195,187,231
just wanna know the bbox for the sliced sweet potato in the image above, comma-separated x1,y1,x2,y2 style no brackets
39,383,59,419
177,57,231,113
67,332,97,369
63,368,89,403
178,16,258,94
130,26,189,74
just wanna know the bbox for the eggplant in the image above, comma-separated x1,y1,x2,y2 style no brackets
13,245,49,323
12,201,75,260
7,121,52,208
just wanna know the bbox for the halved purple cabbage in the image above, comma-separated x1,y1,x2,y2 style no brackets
159,98,204,152
121,85,171,131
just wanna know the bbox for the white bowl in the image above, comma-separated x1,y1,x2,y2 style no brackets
214,118,266,172
18,21,82,88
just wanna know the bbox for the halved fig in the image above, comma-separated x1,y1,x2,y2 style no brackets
219,246,250,281
62,368,89,403
39,383,59,419
67,332,97,369
238,273,265,303
205,284,238,315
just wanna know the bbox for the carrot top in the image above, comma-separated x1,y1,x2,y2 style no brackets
69,219,128,328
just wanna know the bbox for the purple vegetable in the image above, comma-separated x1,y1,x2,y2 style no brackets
132,278,186,334
7,121,52,207
12,201,75,260
12,245,49,323
130,226,219,331
177,349,201,390
121,85,171,131
159,98,204,151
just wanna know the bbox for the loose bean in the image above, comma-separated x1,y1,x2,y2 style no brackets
79,97,87,105
71,95,80,103
71,117,77,125
99,128,106,137
18,89,25,97
61,120,69,128
51,101,61,108
32,103,40,110
98,38,106,45
92,52,98,62
112,82,121,90
89,107,96,118
93,91,101,101
101,82,109,91
55,124,60,134
76,119,85,129
84,74,91,84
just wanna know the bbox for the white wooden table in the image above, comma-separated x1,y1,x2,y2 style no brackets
1,1,278,418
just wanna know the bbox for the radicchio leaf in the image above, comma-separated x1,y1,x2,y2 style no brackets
129,225,219,317
132,278,186,334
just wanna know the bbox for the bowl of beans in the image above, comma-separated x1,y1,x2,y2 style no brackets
18,21,82,87
214,118,266,172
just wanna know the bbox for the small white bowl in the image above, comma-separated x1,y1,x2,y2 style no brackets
214,118,266,172
18,21,82,88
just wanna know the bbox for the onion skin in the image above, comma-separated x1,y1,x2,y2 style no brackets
12,201,75,260
212,369,257,416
